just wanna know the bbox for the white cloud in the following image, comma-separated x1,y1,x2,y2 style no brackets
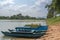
0,0,51,17
8,4,28,11
35,0,46,5
0,0,14,6
0,4,28,16
35,0,52,6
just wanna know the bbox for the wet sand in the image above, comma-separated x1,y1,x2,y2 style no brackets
13,23,60,40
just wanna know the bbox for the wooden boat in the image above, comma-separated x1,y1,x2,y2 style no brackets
1,31,45,38
1,24,48,38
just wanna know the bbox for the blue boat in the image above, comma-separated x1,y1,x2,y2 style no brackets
1,24,48,38
1,31,45,38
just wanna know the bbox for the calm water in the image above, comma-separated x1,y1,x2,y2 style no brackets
0,20,46,40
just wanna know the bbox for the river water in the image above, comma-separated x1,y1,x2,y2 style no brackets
0,20,46,40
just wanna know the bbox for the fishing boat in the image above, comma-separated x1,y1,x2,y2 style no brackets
1,31,45,38
1,24,48,38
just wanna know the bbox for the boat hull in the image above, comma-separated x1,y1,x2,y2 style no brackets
1,31,46,38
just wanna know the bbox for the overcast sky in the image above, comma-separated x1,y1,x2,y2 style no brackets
0,0,52,18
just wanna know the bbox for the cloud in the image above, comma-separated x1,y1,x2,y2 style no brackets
0,0,51,18
19,0,48,17
35,0,46,5
0,4,28,16
8,4,28,11
0,0,14,6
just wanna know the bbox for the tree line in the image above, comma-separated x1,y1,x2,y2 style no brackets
0,13,45,20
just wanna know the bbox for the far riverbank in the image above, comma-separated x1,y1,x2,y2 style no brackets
0,19,46,22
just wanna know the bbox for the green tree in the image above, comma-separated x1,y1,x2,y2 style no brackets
46,0,60,18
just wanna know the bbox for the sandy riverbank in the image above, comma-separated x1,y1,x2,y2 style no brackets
38,23,60,40
13,23,60,40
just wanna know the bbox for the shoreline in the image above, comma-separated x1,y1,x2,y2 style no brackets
0,20,45,22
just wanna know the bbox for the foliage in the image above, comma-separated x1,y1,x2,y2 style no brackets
0,13,45,20
0,16,9,19
46,0,60,18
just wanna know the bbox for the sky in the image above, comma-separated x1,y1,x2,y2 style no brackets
0,0,52,18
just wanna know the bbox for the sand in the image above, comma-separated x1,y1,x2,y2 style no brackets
39,23,60,40
8,23,60,40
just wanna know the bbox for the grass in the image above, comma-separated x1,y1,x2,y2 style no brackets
47,16,60,25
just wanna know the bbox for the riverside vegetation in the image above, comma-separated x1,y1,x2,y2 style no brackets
0,13,45,20
46,0,60,25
